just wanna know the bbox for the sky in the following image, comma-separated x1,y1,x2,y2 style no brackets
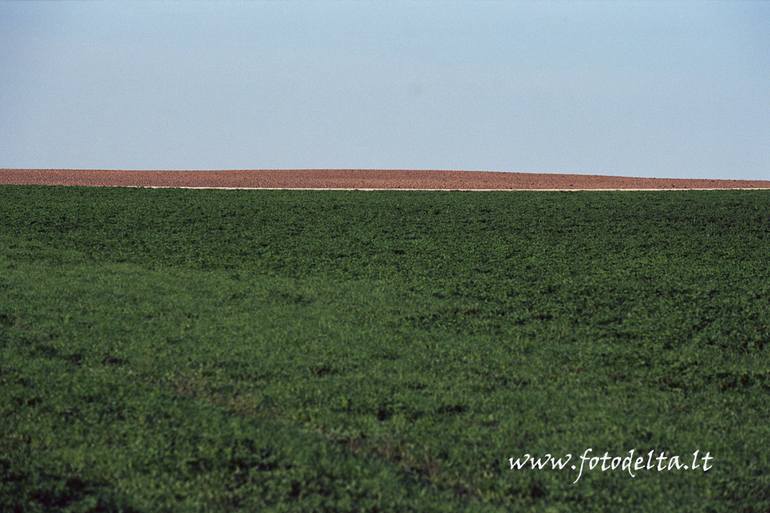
1,1,768,179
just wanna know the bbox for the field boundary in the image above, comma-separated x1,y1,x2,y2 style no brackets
86,185,770,192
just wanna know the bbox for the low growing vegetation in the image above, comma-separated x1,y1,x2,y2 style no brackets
1,186,768,512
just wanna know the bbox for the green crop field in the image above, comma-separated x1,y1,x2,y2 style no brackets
1,186,768,512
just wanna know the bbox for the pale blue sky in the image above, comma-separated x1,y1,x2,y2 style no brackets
1,1,768,179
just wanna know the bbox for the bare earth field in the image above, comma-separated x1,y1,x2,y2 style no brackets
1,169,769,190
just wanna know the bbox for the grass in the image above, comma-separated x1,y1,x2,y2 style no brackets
0,185,768,512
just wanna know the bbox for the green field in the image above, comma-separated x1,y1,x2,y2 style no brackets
1,186,768,512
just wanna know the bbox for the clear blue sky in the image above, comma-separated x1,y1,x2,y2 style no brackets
2,1,768,179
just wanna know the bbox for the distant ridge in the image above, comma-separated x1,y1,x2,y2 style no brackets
1,169,769,190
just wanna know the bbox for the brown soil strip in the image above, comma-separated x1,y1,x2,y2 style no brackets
1,169,768,190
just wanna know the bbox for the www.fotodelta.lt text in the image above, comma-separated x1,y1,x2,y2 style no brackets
508,449,714,484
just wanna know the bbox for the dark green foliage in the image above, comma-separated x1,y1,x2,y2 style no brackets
1,186,768,512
